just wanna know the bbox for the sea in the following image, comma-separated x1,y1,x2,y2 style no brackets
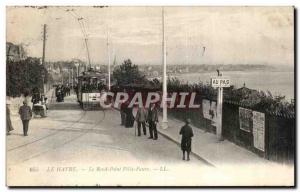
173,70,294,101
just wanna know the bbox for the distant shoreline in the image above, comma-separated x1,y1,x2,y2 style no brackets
141,64,294,77
168,69,294,76
169,70,294,101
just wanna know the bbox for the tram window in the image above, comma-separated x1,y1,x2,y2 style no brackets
81,78,101,93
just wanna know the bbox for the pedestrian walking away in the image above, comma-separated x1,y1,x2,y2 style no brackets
19,101,33,136
180,118,194,161
135,106,147,136
147,103,158,140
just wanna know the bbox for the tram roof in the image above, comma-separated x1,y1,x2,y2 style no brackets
78,70,107,79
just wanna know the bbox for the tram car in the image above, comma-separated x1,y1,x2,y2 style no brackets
77,69,108,110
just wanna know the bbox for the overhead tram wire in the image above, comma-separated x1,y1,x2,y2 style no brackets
68,10,92,68
67,10,88,38
56,10,88,62
70,10,89,38
56,7,91,68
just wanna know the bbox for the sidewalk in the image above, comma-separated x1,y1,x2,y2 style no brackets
116,106,276,167
156,114,277,168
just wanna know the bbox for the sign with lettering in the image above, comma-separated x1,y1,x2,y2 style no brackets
239,107,253,132
253,111,265,151
202,99,217,122
211,77,230,88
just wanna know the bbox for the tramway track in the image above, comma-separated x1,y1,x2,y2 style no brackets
12,109,106,165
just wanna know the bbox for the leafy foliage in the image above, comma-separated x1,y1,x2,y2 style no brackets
167,77,294,116
112,59,146,86
7,57,48,97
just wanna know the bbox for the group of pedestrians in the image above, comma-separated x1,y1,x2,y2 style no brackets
135,103,159,140
6,100,32,137
64,85,71,96
120,101,135,128
55,84,71,102
120,102,159,140
7,88,194,161
7,86,47,137
118,98,195,161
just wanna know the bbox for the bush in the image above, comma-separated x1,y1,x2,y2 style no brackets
113,59,146,86
167,77,294,116
6,57,48,97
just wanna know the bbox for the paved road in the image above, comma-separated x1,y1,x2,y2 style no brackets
7,93,211,186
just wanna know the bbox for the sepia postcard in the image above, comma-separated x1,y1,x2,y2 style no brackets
6,6,295,187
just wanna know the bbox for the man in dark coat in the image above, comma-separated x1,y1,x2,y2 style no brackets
147,103,159,140
19,101,32,136
180,118,194,161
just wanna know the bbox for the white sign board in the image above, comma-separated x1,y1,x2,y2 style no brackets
211,77,230,88
253,111,265,152
202,99,217,122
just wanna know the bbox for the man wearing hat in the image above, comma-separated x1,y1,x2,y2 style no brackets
147,103,159,140
179,118,194,161
19,100,32,136
135,106,147,136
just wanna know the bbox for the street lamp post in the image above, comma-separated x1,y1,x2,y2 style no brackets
161,7,168,129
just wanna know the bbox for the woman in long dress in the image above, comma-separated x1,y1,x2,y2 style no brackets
6,104,14,135
125,103,134,128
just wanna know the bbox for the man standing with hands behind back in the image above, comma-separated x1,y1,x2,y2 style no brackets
19,100,32,136
135,106,147,136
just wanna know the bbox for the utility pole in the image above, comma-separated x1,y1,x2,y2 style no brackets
42,24,47,66
71,68,74,88
107,32,111,90
68,69,71,85
161,7,168,129
42,24,47,94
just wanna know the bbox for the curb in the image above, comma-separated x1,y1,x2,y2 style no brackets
157,128,216,167
113,107,215,167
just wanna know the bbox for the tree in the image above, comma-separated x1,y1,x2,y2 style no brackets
6,57,49,97
112,59,146,86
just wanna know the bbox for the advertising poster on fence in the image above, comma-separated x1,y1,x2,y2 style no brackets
202,99,217,123
253,111,265,152
239,107,253,132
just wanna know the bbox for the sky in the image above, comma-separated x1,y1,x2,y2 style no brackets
6,6,294,66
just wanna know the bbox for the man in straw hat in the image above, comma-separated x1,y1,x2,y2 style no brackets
179,118,194,161
19,100,32,136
